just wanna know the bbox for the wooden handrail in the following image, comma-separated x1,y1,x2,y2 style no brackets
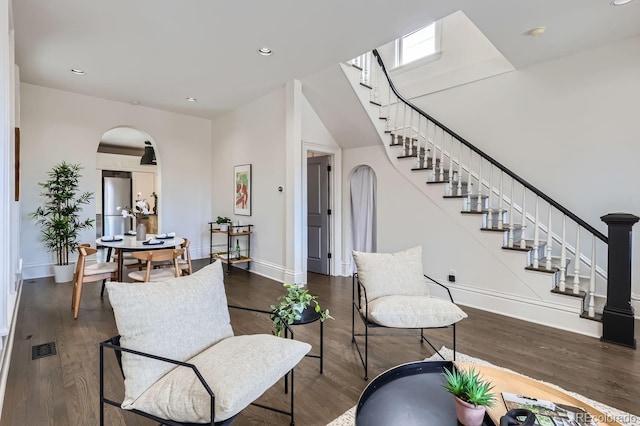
371,49,608,244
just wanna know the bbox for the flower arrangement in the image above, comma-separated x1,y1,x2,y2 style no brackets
117,192,150,221
270,284,333,337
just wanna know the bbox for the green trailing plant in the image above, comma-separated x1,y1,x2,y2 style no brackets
31,162,94,266
270,284,333,337
443,366,495,408
216,216,231,224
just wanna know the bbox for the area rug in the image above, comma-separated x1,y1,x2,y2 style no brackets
327,347,640,426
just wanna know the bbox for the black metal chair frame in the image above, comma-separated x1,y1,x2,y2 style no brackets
100,306,299,426
351,273,458,380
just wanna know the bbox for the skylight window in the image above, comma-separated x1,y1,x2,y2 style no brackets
398,23,437,66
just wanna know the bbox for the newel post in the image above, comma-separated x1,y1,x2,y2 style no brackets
600,212,639,349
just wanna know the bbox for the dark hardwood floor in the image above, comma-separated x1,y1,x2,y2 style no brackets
2,258,639,425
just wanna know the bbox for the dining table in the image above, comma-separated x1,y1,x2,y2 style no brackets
96,234,185,282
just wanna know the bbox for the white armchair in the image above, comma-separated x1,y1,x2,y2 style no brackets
100,260,310,425
351,246,467,379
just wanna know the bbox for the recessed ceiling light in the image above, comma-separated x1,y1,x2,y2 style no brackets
131,100,140,105
70,69,85,75
528,27,546,37
257,47,273,56
186,97,197,102
611,0,633,5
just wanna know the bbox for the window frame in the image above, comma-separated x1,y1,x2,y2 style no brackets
393,21,442,73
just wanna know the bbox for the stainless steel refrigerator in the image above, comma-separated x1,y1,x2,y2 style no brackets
102,171,132,236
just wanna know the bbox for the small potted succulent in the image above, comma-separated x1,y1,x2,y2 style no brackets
443,366,495,426
270,284,333,337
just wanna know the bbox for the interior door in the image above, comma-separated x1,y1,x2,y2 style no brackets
307,155,330,275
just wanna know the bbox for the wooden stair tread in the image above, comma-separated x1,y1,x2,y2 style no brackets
351,64,363,71
525,265,559,274
398,154,418,159
580,311,603,322
359,82,372,89
502,245,532,252
411,166,433,171
461,210,483,215
551,288,586,298
370,100,381,107
427,180,448,184
480,227,509,232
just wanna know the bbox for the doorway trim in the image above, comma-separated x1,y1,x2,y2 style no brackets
302,141,343,277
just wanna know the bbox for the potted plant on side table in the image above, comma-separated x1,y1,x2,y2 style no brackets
216,216,231,232
443,366,495,426
270,284,333,337
31,161,94,283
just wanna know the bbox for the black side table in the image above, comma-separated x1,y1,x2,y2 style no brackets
284,307,324,374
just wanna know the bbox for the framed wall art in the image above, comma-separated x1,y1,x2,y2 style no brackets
234,164,251,216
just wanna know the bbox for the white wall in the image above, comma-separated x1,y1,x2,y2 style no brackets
377,10,514,98
342,144,602,335
210,87,288,281
408,35,640,311
20,83,212,278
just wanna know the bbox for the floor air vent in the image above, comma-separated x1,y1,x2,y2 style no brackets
32,342,57,360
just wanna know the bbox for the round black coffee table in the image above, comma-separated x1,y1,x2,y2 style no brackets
356,360,495,425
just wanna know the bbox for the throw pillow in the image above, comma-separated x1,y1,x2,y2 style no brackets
106,260,233,405
352,246,430,306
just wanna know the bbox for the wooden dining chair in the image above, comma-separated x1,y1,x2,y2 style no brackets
128,248,184,282
72,246,118,319
155,238,192,275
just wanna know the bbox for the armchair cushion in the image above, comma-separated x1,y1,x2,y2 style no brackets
106,261,234,405
128,334,311,423
364,295,467,328
352,246,430,307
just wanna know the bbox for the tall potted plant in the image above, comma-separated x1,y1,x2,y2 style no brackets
31,161,94,283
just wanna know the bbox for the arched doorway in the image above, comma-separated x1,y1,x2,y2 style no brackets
96,127,159,238
350,165,377,272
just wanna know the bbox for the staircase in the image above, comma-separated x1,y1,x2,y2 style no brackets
344,51,612,333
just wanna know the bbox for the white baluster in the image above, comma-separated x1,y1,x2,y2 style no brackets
456,141,463,196
393,95,400,138
432,124,438,180
519,190,527,249
508,178,514,247
545,207,553,270
487,163,494,228
416,114,422,169
385,78,391,127
476,155,483,213
408,109,416,165
532,197,540,268
371,55,378,103
439,128,445,182
498,171,504,230
448,134,454,193
588,236,596,317
466,150,473,210
402,104,407,154
573,230,581,294
559,216,567,292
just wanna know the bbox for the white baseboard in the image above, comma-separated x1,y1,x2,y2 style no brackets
0,281,23,420
448,282,602,338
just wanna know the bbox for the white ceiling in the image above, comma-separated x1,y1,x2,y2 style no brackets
12,0,640,121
